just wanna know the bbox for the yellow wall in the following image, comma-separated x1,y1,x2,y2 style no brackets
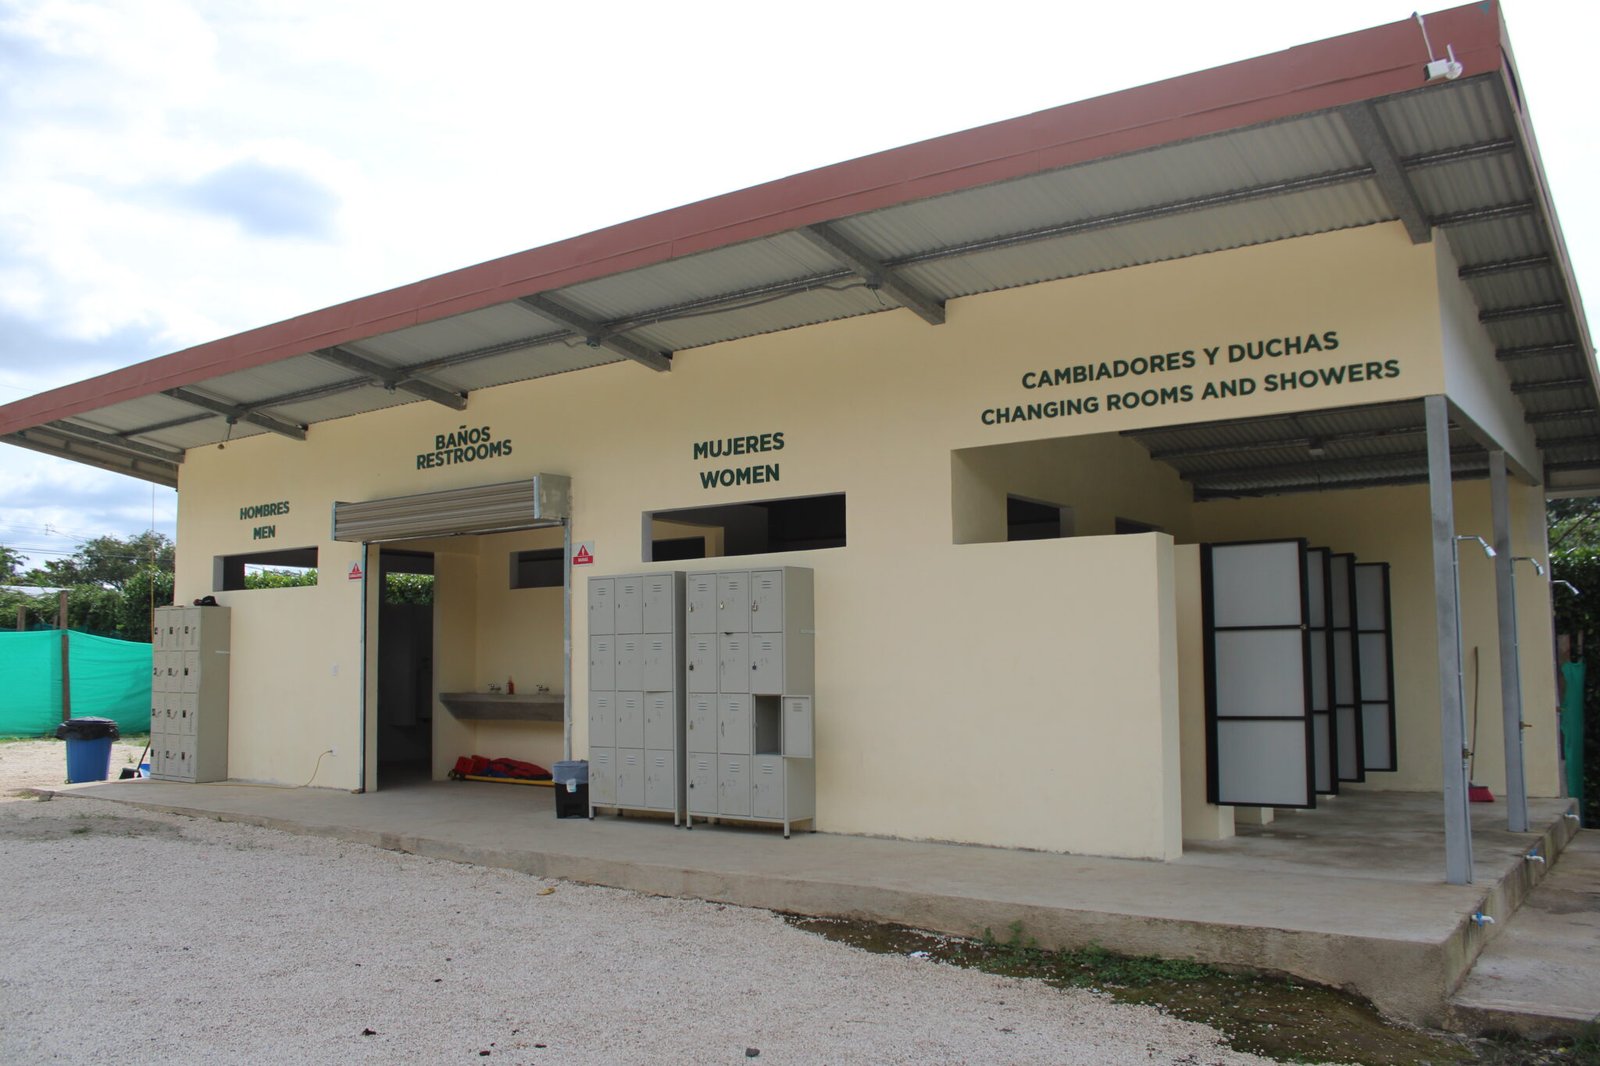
169,221,1555,854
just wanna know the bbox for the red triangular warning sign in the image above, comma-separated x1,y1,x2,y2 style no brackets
347,563,364,581
572,546,594,566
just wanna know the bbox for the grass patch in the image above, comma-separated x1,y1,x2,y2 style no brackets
788,915,1593,1065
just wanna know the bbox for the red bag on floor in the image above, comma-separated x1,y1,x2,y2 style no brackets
488,758,550,779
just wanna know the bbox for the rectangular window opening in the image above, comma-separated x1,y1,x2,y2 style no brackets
510,548,564,589
215,546,319,591
646,493,846,561
1006,495,1074,541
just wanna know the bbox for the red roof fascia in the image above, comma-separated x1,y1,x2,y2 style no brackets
0,2,1508,437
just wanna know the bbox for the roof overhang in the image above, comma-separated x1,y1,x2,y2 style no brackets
1,1,1593,498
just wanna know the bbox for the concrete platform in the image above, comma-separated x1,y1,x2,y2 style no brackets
1449,829,1600,1037
52,778,1579,1027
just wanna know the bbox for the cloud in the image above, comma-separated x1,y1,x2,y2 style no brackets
0,309,169,394
179,158,339,239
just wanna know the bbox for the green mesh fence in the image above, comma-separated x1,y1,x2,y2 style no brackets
0,630,152,737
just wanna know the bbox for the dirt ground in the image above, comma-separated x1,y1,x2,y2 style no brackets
0,736,149,797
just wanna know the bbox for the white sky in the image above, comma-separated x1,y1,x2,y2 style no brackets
0,0,1595,568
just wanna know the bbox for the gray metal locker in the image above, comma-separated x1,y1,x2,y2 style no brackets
589,691,616,748
685,566,816,837
149,604,229,783
615,691,645,748
587,571,685,823
589,577,615,635
614,576,644,633
716,572,750,631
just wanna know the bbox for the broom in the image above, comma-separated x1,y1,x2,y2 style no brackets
1467,646,1495,802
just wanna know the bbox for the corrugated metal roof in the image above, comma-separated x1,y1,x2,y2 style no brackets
0,5,1593,497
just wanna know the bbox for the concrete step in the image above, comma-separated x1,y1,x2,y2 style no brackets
1449,828,1600,1038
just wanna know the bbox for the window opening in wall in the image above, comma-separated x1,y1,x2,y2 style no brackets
1006,495,1074,541
645,493,846,560
510,547,564,589
215,546,319,591
1115,517,1163,535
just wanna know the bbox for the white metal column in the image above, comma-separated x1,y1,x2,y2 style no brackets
1489,451,1530,833
1426,395,1473,884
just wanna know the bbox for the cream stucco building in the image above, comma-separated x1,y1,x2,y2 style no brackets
3,2,1592,884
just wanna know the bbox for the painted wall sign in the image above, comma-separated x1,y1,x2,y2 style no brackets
238,499,289,541
416,424,513,470
572,542,595,566
347,562,364,581
693,431,784,489
978,328,1402,426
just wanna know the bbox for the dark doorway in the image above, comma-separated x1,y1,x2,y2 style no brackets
377,550,435,786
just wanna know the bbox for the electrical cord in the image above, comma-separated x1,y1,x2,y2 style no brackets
193,749,335,790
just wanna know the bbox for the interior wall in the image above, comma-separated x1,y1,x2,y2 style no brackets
951,433,1196,544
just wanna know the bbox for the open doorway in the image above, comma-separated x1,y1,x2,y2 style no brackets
377,549,435,786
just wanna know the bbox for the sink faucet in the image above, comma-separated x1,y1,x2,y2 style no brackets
536,683,551,695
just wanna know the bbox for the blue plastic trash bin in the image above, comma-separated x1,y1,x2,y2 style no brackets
55,717,121,783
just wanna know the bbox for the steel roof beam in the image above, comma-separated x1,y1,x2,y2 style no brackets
798,224,945,325
1480,301,1565,323
1121,398,1425,439
314,346,468,410
163,387,307,441
1343,104,1431,244
50,420,185,464
890,165,1375,268
1510,377,1589,395
4,430,179,487
1458,255,1551,279
1498,343,1579,362
1146,424,1429,461
1193,467,1490,501
114,411,215,439
516,295,671,372
1429,201,1536,227
1182,446,1483,484
1401,138,1516,169
1526,408,1597,425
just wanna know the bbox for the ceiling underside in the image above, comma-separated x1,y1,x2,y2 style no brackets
5,72,1595,498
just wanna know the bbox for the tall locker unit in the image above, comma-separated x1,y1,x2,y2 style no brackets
586,572,686,823
686,566,815,837
149,604,231,783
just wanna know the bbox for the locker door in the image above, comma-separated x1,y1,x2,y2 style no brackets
752,756,785,819
589,748,617,805
616,749,645,807
717,694,752,756
614,576,644,633
589,691,616,748
181,693,199,736
718,755,751,816
750,632,784,695
642,573,677,633
686,635,717,693
616,634,644,691
1328,553,1366,782
1305,548,1337,795
750,570,783,629
718,633,750,693
643,691,675,750
588,635,616,692
181,608,201,650
716,572,750,632
687,573,716,634
615,691,645,748
686,694,717,753
687,753,717,815
644,749,676,810
1354,562,1397,773
641,634,675,691
181,651,200,693
588,577,616,635
782,696,813,758
1204,540,1314,809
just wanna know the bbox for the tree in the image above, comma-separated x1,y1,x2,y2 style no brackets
1549,497,1600,555
38,532,174,589
0,545,24,581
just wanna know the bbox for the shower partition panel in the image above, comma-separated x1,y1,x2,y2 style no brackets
1203,539,1315,809
1354,561,1398,773
1328,552,1366,783
1306,547,1338,795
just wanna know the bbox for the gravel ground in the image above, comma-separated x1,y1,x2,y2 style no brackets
0,736,148,794
0,741,1291,1065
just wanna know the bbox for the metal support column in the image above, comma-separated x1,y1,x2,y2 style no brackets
1427,395,1474,884
562,519,573,763
1489,451,1531,832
